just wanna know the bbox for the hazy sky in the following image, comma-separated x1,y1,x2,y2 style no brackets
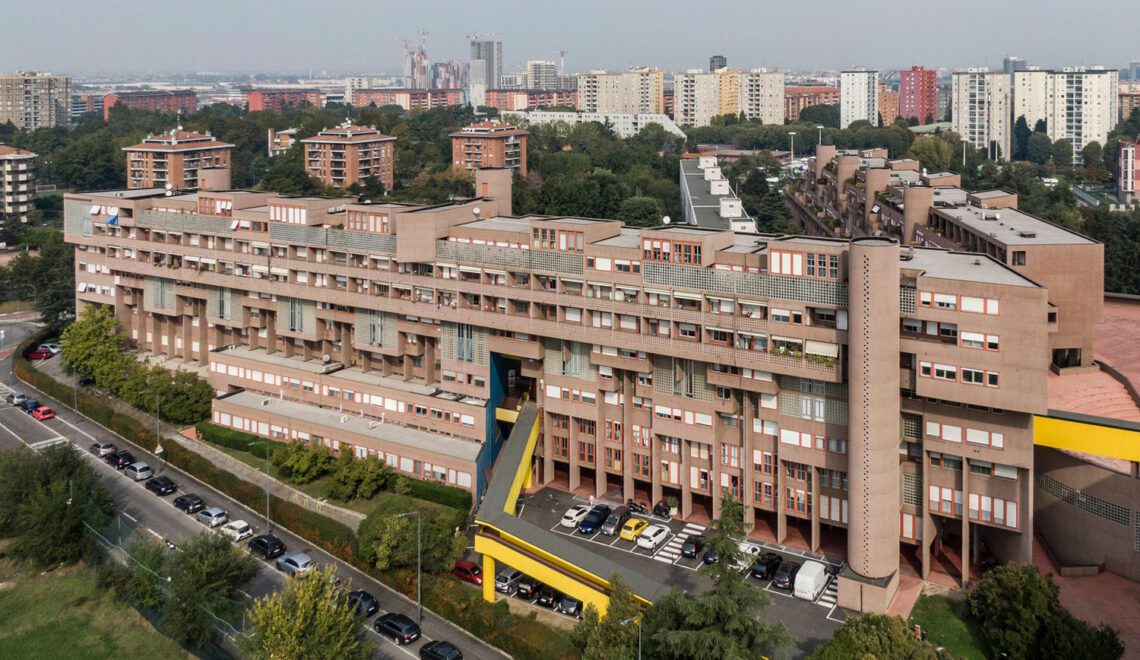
4,0,1136,75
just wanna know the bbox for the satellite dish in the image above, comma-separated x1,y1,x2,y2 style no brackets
662,215,671,224
165,183,173,191
322,354,331,363
472,206,482,217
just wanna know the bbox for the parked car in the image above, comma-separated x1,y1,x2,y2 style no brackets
516,578,544,600
619,518,649,541
680,535,706,558
637,524,669,550
26,348,53,360
451,560,482,586
5,393,26,405
374,612,421,645
555,595,583,618
494,568,523,594
347,589,380,617
420,640,463,660
535,586,559,608
750,552,783,580
17,399,39,413
577,504,612,534
653,500,671,518
219,520,253,542
38,343,61,355
124,462,152,481
105,450,135,469
559,504,592,528
172,493,205,514
772,561,800,591
276,552,315,577
78,376,96,388
89,441,116,457
145,475,178,496
248,534,287,560
702,548,720,565
600,506,631,536
793,560,830,602
734,542,762,572
31,406,55,420
196,507,228,528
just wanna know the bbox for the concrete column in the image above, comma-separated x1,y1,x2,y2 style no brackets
810,467,821,552
835,155,860,212
846,237,902,585
861,168,890,235
542,415,554,486
482,554,496,604
265,314,278,354
902,187,933,245
710,437,723,521
813,145,837,182
680,441,692,519
921,453,933,579
621,370,635,501
1018,466,1033,563
742,393,757,531
961,467,971,587
776,459,787,544
568,430,581,492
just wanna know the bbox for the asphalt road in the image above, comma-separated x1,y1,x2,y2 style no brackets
0,319,507,660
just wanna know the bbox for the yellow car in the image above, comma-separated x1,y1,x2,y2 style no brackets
619,518,650,541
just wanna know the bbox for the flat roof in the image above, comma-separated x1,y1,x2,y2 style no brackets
934,203,1095,246
221,390,482,462
971,189,1011,199
458,217,531,233
680,159,751,231
904,248,1040,287
594,228,643,249
216,345,340,375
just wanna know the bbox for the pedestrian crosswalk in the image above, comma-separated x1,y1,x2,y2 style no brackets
817,578,839,608
653,522,705,563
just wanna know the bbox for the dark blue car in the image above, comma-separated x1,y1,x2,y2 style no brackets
577,504,612,534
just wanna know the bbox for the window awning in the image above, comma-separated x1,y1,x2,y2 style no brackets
673,292,702,301
805,340,839,358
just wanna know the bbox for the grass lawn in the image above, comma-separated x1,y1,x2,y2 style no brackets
210,443,386,516
0,299,34,315
910,592,990,660
0,560,191,659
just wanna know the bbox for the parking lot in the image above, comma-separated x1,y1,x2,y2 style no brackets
512,487,855,658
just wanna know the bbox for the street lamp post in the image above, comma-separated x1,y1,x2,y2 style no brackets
398,510,423,624
816,125,825,145
788,131,797,161
249,440,271,530
620,617,642,660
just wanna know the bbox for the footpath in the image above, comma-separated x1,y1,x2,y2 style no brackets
33,355,366,532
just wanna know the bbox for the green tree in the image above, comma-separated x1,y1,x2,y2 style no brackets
355,495,465,574
642,492,791,659
162,532,260,647
271,441,334,484
1034,119,1047,133
1037,607,1124,660
1013,115,1032,160
811,613,944,659
966,563,1058,658
616,196,664,227
1052,138,1074,168
0,444,116,567
0,232,75,328
571,574,642,660
60,304,128,377
1027,132,1053,165
1080,141,1103,179
800,104,840,129
99,533,169,610
244,564,374,660
906,136,955,171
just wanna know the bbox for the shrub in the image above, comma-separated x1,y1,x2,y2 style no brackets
195,421,273,456
403,478,472,512
271,441,334,485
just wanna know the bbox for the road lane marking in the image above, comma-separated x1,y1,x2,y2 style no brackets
122,512,138,522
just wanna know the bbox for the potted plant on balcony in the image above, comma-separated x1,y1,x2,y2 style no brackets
667,495,679,517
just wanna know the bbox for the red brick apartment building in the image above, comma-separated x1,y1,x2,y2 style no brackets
899,66,938,124
301,123,396,190
484,89,577,111
450,121,528,176
351,88,464,111
784,86,840,121
122,129,233,190
103,90,197,120
246,89,321,113
61,148,1112,611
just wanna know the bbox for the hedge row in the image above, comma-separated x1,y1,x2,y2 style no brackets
404,477,473,513
194,421,274,457
17,331,575,659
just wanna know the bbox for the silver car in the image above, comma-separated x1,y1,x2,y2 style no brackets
196,507,228,528
276,552,316,577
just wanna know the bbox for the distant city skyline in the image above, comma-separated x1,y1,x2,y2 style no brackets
2,0,1137,76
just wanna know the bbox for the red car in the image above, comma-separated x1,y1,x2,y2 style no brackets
452,560,483,586
32,406,55,420
27,348,53,360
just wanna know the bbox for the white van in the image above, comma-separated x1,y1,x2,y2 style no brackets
793,560,829,601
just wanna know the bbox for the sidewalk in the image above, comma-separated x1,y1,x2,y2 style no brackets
32,355,366,532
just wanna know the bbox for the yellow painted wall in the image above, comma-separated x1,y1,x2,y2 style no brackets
503,411,541,516
1034,415,1140,463
476,533,613,617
